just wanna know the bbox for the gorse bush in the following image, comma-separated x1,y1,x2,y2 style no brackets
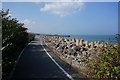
28,33,35,42
88,34,120,78
2,9,35,80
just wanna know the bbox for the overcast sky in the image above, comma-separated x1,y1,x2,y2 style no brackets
3,2,118,35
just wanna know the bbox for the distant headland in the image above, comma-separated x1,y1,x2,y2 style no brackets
35,33,70,37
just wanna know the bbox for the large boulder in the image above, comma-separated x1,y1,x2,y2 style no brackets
81,57,86,62
67,49,73,55
67,43,73,48
70,49,77,56
80,47,88,52
58,48,63,53
55,43,60,48
82,51,87,56
63,48,68,54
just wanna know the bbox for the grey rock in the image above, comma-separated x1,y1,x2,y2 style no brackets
82,51,87,56
81,57,85,62
74,46,80,51
67,43,73,48
68,49,73,54
73,52,77,56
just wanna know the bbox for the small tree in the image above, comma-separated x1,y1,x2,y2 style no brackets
2,9,28,80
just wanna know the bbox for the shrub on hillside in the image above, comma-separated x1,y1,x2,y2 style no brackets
28,33,35,42
87,34,120,78
1,9,35,80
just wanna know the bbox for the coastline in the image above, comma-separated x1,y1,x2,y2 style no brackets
40,35,118,78
63,35,117,45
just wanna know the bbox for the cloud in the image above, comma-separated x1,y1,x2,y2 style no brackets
40,2,84,17
20,19,36,25
23,19,30,24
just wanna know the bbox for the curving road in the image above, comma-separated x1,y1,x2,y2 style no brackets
9,36,87,80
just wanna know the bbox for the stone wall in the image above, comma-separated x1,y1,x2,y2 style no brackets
40,35,114,77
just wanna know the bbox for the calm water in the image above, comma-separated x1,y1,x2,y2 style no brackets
64,35,117,45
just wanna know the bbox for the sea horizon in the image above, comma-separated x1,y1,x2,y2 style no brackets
63,34,117,45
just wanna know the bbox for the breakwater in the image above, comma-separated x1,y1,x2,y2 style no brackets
40,35,116,77
65,35,116,44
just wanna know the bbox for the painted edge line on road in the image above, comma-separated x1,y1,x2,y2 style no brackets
41,39,74,80
8,42,32,80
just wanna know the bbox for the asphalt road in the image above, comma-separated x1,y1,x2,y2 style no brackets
10,36,87,80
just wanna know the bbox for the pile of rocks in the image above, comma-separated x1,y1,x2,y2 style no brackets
41,36,107,72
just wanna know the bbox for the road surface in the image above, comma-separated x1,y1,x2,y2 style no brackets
10,36,87,80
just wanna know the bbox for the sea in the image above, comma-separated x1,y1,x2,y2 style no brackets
64,35,118,45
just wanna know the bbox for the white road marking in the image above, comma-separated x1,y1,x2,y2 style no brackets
40,39,74,80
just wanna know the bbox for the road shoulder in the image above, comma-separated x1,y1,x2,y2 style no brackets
42,38,88,80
